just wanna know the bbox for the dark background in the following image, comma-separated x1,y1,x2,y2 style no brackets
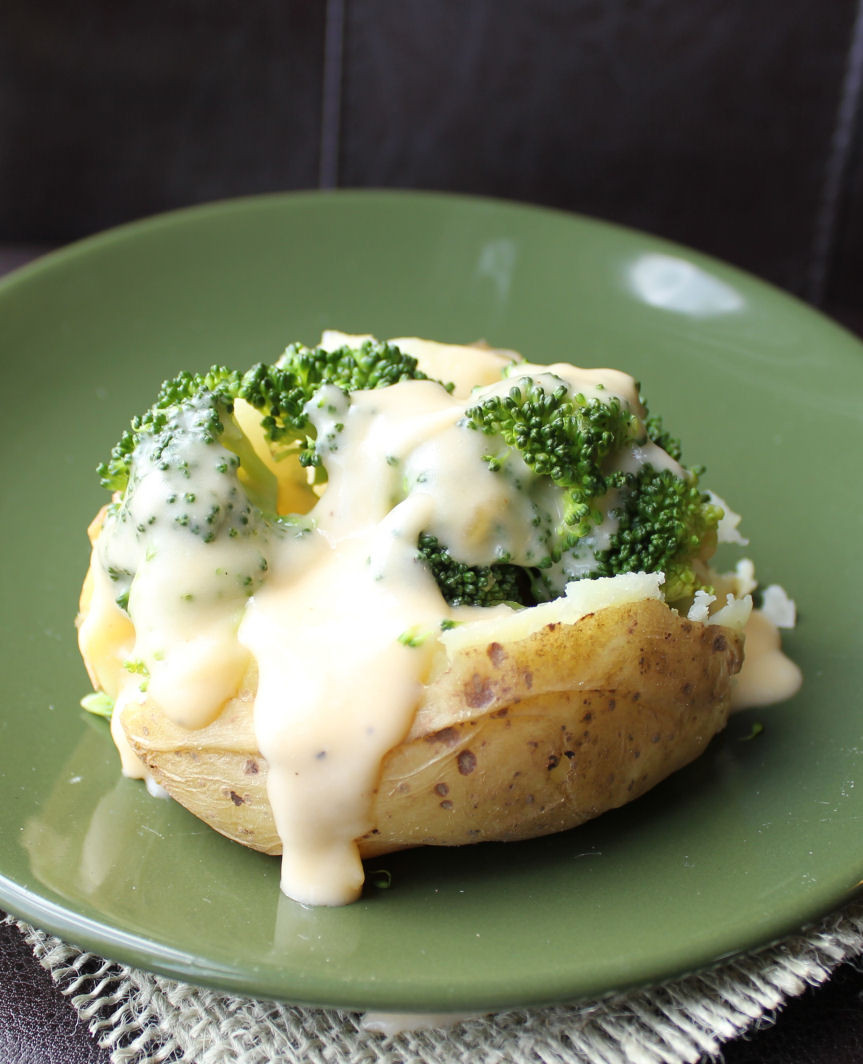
2,2,863,1061
2,0,862,321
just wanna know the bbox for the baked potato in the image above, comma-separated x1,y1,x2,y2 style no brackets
77,333,798,905
117,596,743,859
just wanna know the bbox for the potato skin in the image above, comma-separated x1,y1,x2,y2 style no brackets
119,598,743,858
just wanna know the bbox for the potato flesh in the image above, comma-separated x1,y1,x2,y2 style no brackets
119,598,743,858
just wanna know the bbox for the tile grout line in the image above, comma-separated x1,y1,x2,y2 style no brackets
807,0,863,305
319,0,346,189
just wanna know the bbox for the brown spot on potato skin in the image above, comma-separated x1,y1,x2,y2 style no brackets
713,633,728,653
434,782,449,796
465,674,494,708
244,759,259,775
429,726,460,747
487,642,506,666
546,754,560,771
229,790,245,806
439,800,454,811
457,750,477,775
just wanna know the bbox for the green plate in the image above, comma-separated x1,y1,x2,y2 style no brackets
1,190,861,1012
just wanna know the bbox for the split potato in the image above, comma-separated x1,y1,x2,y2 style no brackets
118,597,743,857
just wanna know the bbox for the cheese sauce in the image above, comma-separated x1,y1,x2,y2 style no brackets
237,375,544,904
240,511,445,905
731,609,802,709
80,337,800,906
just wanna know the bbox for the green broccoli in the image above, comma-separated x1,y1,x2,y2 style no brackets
462,377,638,562
95,343,721,620
592,465,722,604
95,341,449,611
415,533,548,608
240,339,449,483
98,365,245,495
643,411,683,462
456,372,720,605
101,340,438,495
275,339,441,395
95,362,282,611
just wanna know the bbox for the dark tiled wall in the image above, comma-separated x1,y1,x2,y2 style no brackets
339,0,856,302
1,1,326,237
2,0,861,314
828,95,863,309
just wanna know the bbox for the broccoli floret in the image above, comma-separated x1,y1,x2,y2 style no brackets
96,343,722,619
98,366,245,494
592,465,722,603
98,385,275,611
458,374,720,605
643,411,683,463
100,341,442,494
276,339,442,394
237,360,324,478
463,377,639,560
96,341,451,611
241,340,449,483
416,533,547,608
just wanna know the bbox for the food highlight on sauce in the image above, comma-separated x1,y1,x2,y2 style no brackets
77,332,801,906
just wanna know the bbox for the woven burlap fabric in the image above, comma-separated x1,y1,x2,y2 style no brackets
8,901,863,1064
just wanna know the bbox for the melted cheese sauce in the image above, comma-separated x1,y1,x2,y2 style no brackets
237,377,539,904
732,609,803,709
240,510,446,904
79,336,801,906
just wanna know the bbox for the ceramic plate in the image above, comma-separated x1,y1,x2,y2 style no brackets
1,191,861,1012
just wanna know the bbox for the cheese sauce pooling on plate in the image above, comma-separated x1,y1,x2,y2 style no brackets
79,335,799,906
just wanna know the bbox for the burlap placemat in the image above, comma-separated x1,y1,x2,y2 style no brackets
8,900,863,1064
